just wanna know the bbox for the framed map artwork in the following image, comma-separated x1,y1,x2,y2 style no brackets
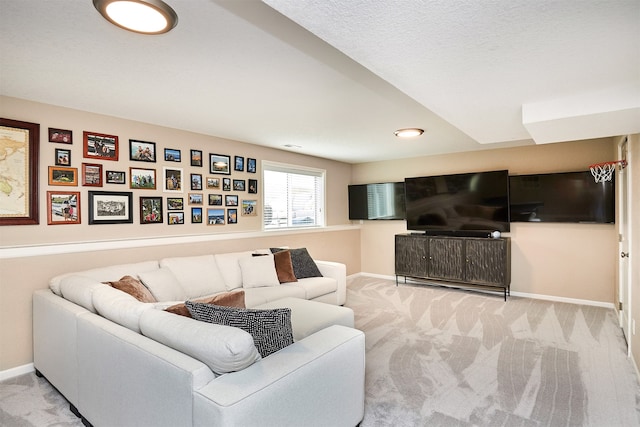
0,118,40,225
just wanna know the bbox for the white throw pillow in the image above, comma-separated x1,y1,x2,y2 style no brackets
138,267,186,301
239,254,280,288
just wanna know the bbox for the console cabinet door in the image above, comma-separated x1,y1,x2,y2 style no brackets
464,238,507,286
427,237,464,281
395,235,428,277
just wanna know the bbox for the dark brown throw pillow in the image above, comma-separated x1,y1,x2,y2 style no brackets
104,275,157,303
273,250,297,283
165,290,246,318
270,247,323,279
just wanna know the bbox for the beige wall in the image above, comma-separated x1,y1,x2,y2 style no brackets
352,139,619,303
0,97,360,371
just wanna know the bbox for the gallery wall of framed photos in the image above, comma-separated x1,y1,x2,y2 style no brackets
0,97,353,247
41,127,260,228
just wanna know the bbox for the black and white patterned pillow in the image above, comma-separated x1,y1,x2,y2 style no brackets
185,301,294,358
270,247,323,279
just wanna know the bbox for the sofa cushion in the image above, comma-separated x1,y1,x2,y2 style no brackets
186,302,294,358
140,308,260,375
104,275,157,303
59,275,106,313
91,285,154,333
165,290,246,317
284,277,337,300
271,247,322,279
273,250,297,283
49,260,159,296
239,254,279,288
214,251,252,291
139,268,186,302
160,255,226,299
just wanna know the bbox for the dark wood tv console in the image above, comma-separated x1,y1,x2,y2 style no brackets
395,234,511,300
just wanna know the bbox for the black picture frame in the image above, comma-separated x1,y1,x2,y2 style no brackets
248,178,258,194
167,197,184,211
233,179,245,191
168,212,184,225
191,207,203,223
209,153,231,175
88,191,133,225
129,139,156,162
190,173,202,190
227,208,238,224
140,196,163,224
55,148,71,166
234,156,244,171
225,194,238,206
106,171,126,184
247,158,257,173
164,148,181,162
191,149,202,167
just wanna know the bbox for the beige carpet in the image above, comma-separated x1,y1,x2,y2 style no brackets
345,276,640,426
2,276,639,426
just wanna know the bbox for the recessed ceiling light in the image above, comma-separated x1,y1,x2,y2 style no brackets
93,0,178,35
394,128,424,138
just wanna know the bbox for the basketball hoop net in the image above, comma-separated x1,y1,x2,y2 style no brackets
589,160,627,183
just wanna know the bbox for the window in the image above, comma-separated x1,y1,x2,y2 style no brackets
262,161,325,230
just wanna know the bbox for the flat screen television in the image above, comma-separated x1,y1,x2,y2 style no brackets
404,170,510,234
509,171,615,223
348,182,406,220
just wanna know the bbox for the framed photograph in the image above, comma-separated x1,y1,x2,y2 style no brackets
227,208,238,224
88,191,133,225
207,208,225,225
55,148,71,166
164,148,181,162
106,170,126,184
46,191,80,225
191,149,202,167
168,211,184,225
0,118,39,225
140,196,162,224
190,173,202,190
208,194,222,206
247,158,257,173
48,166,78,186
209,153,230,175
163,167,183,192
206,176,220,189
233,179,245,191
225,194,238,206
248,179,258,194
222,178,231,191
129,139,156,162
188,193,203,205
242,199,257,216
48,127,72,144
83,131,118,161
234,156,244,172
82,163,103,187
130,167,156,190
167,197,184,210
191,207,203,224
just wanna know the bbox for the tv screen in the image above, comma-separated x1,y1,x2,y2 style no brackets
348,182,406,220
404,170,510,233
509,171,614,223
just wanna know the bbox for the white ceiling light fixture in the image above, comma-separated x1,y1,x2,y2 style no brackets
93,0,178,35
394,128,424,138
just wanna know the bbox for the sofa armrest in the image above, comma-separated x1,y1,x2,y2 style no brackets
76,313,215,427
193,325,365,427
315,260,347,305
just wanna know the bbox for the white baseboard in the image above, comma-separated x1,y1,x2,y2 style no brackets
354,272,616,309
0,363,34,382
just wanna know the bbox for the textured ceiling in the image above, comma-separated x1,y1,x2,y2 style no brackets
1,0,638,164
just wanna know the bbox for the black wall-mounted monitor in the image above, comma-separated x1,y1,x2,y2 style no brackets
509,171,614,223
348,182,406,220
404,170,510,234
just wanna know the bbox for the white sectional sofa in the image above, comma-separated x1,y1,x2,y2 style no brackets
33,249,365,427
